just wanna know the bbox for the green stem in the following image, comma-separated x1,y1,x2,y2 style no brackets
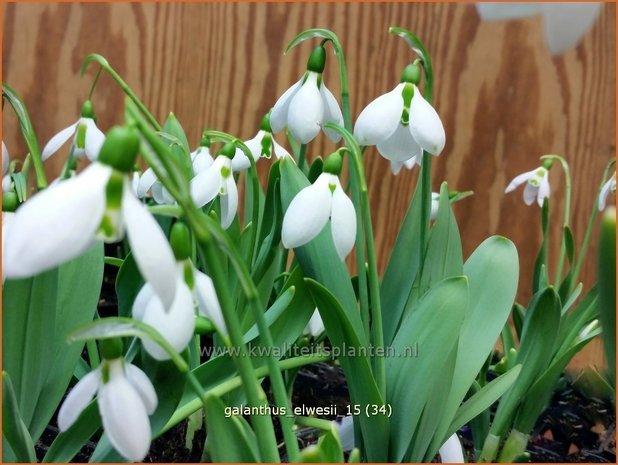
479,433,501,463
295,416,335,431
86,340,100,369
298,144,308,172
60,145,76,180
88,67,103,101
498,429,529,462
147,204,183,218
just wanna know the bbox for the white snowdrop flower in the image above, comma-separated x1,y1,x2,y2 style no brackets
335,416,355,452
354,64,445,164
57,347,157,462
192,267,227,337
232,113,291,171
270,45,344,144
303,309,325,338
476,3,602,55
191,145,214,175
42,100,105,161
438,433,465,463
136,167,175,205
505,165,551,207
598,173,616,211
2,141,11,192
190,142,238,230
281,153,356,260
4,126,177,309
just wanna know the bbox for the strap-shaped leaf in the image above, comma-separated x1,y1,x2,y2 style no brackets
3,372,36,462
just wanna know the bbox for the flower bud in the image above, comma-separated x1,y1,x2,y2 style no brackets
323,151,343,175
81,100,95,119
218,141,236,160
400,63,421,85
100,337,124,361
98,126,141,173
306,45,326,74
170,222,191,261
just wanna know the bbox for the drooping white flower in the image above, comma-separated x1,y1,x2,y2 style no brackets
190,144,238,230
438,433,465,463
42,100,105,161
191,145,214,174
270,45,343,144
57,357,157,462
303,309,325,338
136,167,175,205
2,141,11,192
4,126,177,309
354,64,445,164
282,155,356,259
505,166,550,207
192,267,227,336
598,173,616,211
476,3,602,55
232,114,291,171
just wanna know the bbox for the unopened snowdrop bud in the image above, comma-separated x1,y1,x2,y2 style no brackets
57,350,157,462
270,45,343,144
170,222,191,261
282,154,356,259
303,309,325,337
505,165,551,207
190,142,238,229
42,100,105,161
598,173,616,211
231,113,291,171
98,126,140,173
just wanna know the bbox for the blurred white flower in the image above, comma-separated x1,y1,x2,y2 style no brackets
192,267,227,337
438,433,465,463
303,309,325,338
354,65,445,164
271,46,343,144
232,114,291,171
2,141,11,192
505,166,550,207
282,171,356,260
191,145,214,174
476,2,602,55
598,173,616,211
58,357,157,462
42,101,104,161
136,168,175,205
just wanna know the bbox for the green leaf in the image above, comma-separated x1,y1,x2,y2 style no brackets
242,286,295,341
446,365,521,439
512,303,525,340
532,199,550,293
115,251,143,317
204,395,260,461
30,243,104,441
316,427,344,463
2,372,36,462
598,209,616,384
162,112,192,179
430,236,518,455
564,226,575,264
386,277,467,461
10,172,28,203
556,287,598,356
306,279,389,462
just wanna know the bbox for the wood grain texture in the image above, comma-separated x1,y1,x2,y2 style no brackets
3,3,615,368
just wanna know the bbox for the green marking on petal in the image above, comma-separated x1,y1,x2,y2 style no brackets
183,260,195,290
261,133,273,158
221,165,231,179
328,182,336,194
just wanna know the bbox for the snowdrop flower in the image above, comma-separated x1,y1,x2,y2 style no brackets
2,141,11,192
42,100,105,161
438,433,465,463
598,173,616,211
190,142,238,229
282,152,356,260
57,340,157,462
303,309,325,338
505,165,550,207
271,45,344,144
476,3,602,55
4,126,178,309
136,167,175,205
191,135,214,174
232,113,291,171
354,63,445,164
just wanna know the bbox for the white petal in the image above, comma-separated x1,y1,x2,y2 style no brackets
42,122,79,160
377,123,422,162
231,132,261,172
320,82,344,142
330,179,357,260
194,268,227,336
124,363,158,415
122,187,177,309
541,3,602,55
598,176,615,211
409,86,446,156
4,163,110,278
131,172,140,197
287,73,323,144
219,176,238,230
2,174,12,193
390,156,417,175
281,173,332,249
270,79,302,134
84,119,105,161
2,141,9,175
505,170,535,193
476,2,541,21
98,361,151,462
537,175,550,207
137,168,157,198
151,182,167,205
523,183,538,206
141,277,195,361
190,158,225,208
272,138,291,160
439,433,465,463
57,369,100,431
132,283,155,321
303,309,325,337
430,192,441,220
191,147,214,174
354,83,404,146
335,416,355,452
2,212,15,282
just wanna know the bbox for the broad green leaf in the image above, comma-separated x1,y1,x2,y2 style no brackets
556,287,598,356
3,372,36,462
204,395,260,462
31,243,104,441
430,236,518,455
386,277,467,462
316,427,344,463
598,208,616,383
242,286,295,341
512,303,525,340
115,252,142,318
306,279,389,462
